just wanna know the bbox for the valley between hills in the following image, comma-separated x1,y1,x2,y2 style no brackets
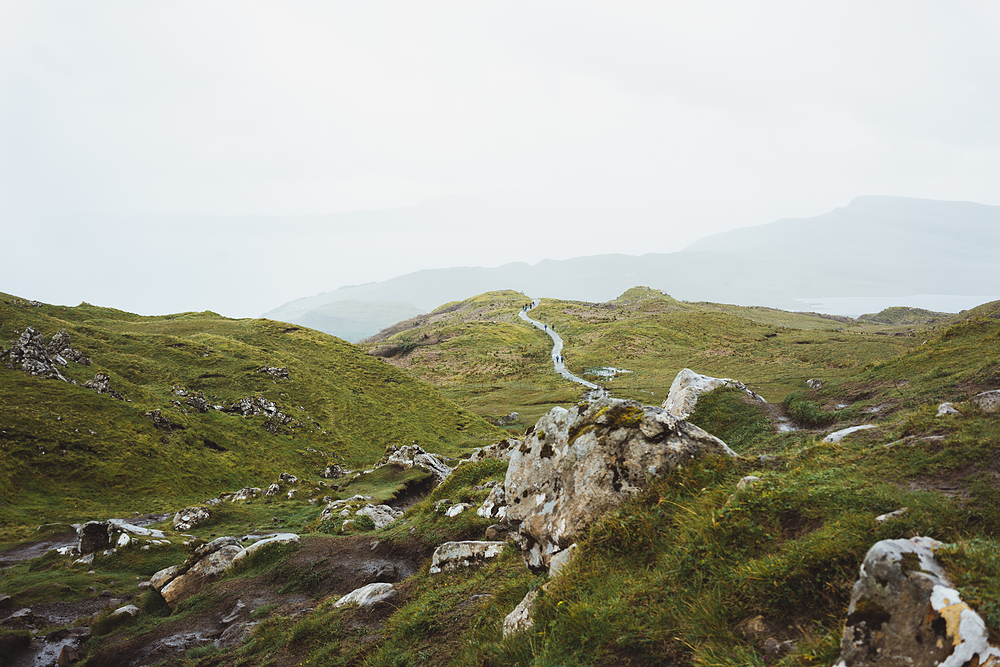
3,287,1000,667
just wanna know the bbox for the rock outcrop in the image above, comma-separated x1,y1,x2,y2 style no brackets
1,327,91,381
173,506,211,531
428,541,507,574
505,395,736,571
662,368,765,420
154,537,244,606
384,444,452,483
503,590,538,637
834,536,1000,667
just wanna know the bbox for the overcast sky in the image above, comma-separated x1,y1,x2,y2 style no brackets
3,1,1000,317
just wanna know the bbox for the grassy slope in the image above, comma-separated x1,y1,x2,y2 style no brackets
6,290,1000,667
361,287,928,420
0,293,502,541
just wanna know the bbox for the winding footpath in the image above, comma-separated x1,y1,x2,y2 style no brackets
519,299,605,394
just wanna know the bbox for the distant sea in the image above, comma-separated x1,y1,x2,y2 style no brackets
793,295,1000,318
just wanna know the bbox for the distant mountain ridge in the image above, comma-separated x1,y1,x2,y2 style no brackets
262,196,1000,340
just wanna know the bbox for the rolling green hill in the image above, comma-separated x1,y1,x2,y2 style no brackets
0,292,502,541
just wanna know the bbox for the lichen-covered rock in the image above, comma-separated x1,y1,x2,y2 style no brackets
385,445,452,483
428,541,506,574
507,396,735,571
334,583,397,609
937,402,961,416
355,504,404,529
662,368,765,420
834,536,1000,667
503,590,538,637
971,390,1000,414
463,438,520,465
157,537,245,606
476,486,507,521
173,506,211,531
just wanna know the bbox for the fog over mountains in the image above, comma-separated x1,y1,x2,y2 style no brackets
262,196,1000,342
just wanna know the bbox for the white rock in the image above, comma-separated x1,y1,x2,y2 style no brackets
445,503,472,518
548,544,578,577
503,590,539,637
386,445,452,483
111,604,140,617
875,508,909,523
971,390,1000,414
116,533,131,548
231,533,299,564
173,506,211,531
737,476,762,491
264,483,281,497
822,425,877,443
476,485,508,521
334,582,397,609
662,368,766,420
429,541,507,574
355,504,404,529
937,402,961,417
507,396,735,570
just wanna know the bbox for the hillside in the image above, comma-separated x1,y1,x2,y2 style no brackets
0,292,502,543
359,287,937,426
263,196,1000,340
4,291,1000,667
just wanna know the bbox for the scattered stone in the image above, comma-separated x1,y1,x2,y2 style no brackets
662,368,766,420
256,365,290,380
462,438,520,465
548,543,578,577
322,464,350,479
173,506,211,531
429,541,507,574
737,476,762,491
822,425,877,443
445,503,472,518
503,590,538,637
278,472,298,484
111,604,140,617
157,537,245,606
806,379,823,389
971,390,1000,414
144,409,184,431
83,373,126,400
334,583,397,610
184,394,211,413
937,402,961,417
384,444,452,484
228,488,262,502
264,483,281,497
506,395,735,570
875,507,909,523
232,533,299,564
355,504,404,529
833,536,1000,667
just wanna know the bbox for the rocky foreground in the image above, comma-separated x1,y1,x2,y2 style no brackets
5,371,1000,666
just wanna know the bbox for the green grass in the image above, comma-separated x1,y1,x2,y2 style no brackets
0,292,503,541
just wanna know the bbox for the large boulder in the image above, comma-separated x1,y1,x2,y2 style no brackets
506,396,735,570
834,536,1000,667
662,368,765,420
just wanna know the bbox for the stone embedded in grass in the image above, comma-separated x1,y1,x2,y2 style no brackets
937,402,961,416
111,604,140,617
662,368,766,420
834,536,1000,667
971,390,1000,414
875,508,909,523
334,582,397,610
173,506,211,531
445,503,472,517
428,541,507,574
502,590,538,637
736,476,762,492
156,537,244,606
506,395,736,571
476,486,507,521
384,444,452,484
822,425,877,443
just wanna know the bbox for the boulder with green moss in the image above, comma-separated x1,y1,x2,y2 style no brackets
506,395,735,571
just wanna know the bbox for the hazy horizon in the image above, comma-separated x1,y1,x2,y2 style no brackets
4,3,1000,318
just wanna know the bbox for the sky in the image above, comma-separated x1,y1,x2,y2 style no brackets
3,1,1000,317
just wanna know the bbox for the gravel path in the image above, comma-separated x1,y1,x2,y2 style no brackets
519,299,605,393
